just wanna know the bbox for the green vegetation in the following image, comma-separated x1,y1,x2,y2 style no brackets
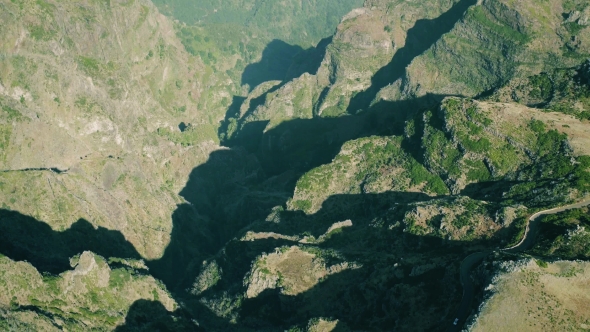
34,0,56,16
357,138,445,193
532,207,590,259
77,56,102,78
452,214,470,228
469,6,530,44
423,110,462,177
292,134,449,214
528,73,553,100
1,105,23,122
0,125,12,152
502,125,590,207
465,159,491,182
291,199,312,212
535,259,548,268
460,135,491,153
28,25,55,41
542,208,590,227
109,268,133,288
2,0,590,330
506,64,590,118
74,96,101,114
564,22,585,35
177,25,247,66
8,56,37,90
453,200,486,229
0,251,173,331
506,217,528,248
528,119,546,133
75,57,117,83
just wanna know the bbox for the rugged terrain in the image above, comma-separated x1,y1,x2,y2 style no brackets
0,0,589,331
471,258,590,331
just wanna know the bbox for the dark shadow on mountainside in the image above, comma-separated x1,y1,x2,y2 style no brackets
220,37,332,144
114,299,199,332
0,87,531,330
241,38,331,90
0,93,468,329
225,191,495,331
225,94,448,176
0,4,531,328
346,0,478,114
0,93,456,328
0,212,141,275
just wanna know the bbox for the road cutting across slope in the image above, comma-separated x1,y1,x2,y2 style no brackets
447,198,590,331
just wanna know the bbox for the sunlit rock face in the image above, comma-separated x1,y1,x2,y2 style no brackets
1,0,590,330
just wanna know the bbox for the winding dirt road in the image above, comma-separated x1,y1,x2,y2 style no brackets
447,198,590,331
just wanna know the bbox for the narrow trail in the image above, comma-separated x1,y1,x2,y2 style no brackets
503,199,590,253
447,198,590,331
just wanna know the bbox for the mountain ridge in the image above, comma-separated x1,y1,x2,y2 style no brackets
0,0,589,330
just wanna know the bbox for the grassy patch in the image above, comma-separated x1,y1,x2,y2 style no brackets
1,105,23,121
528,73,553,100
465,159,491,182
77,56,102,78
29,25,55,41
470,6,530,44
564,21,585,35
0,125,12,152
535,259,548,268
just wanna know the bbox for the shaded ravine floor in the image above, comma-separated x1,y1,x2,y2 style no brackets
448,198,590,331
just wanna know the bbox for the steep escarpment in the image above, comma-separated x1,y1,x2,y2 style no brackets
202,0,590,329
224,0,590,133
152,0,365,47
194,95,590,330
0,0,590,331
0,0,228,259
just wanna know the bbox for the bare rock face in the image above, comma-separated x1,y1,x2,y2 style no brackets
244,246,359,298
244,265,280,299
244,246,323,298
565,7,590,26
64,251,111,294
1,0,590,330
233,5,397,126
0,0,220,258
307,318,341,332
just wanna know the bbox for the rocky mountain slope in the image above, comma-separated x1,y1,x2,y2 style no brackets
0,0,225,259
152,0,364,47
0,0,589,331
